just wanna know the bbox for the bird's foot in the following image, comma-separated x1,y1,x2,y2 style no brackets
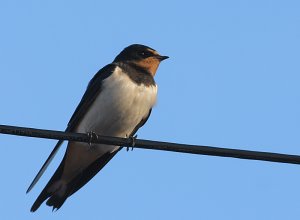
87,131,99,147
126,134,137,151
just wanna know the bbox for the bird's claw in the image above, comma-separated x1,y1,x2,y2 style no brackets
87,131,99,146
126,134,137,151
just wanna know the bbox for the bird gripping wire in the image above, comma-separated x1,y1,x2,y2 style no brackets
1,124,300,165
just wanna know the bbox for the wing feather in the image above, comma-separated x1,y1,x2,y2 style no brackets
26,64,116,193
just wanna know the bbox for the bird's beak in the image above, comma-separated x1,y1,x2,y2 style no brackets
155,55,169,61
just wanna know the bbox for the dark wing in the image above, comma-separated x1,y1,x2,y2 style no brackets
67,64,117,131
26,64,117,193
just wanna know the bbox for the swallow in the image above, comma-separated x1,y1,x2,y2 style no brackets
27,44,168,212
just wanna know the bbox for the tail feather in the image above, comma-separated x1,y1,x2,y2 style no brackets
30,188,50,212
30,154,66,212
30,149,120,212
46,194,68,211
31,180,68,212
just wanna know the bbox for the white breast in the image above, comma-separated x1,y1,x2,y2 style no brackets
76,66,157,139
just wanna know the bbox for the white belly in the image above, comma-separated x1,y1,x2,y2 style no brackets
76,66,157,143
61,67,157,179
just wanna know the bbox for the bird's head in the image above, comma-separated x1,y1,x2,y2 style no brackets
113,44,169,76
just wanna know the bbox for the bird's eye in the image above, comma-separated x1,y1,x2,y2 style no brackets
139,51,151,58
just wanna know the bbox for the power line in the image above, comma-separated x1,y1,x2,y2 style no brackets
0,124,300,165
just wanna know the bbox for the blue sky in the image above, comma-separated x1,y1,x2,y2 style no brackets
1,0,300,219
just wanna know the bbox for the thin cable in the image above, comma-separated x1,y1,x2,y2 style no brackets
0,124,300,165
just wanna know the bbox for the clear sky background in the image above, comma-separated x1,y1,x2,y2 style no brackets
0,0,300,219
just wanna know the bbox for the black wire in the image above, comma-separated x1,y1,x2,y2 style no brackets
1,124,300,165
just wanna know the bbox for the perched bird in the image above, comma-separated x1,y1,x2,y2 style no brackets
27,44,168,212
